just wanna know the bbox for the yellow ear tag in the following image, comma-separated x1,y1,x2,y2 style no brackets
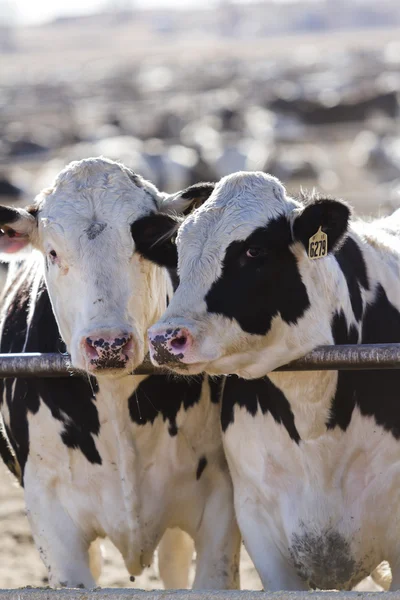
308,226,328,260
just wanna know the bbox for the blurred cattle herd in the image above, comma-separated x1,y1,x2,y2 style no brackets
1,35,400,221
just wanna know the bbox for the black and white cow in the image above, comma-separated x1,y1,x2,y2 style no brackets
0,157,240,589
145,171,400,591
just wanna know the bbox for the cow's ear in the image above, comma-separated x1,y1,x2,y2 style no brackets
131,213,179,268
292,198,351,254
0,205,37,257
162,182,215,216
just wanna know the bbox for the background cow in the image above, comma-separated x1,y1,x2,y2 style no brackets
141,171,399,591
0,157,240,589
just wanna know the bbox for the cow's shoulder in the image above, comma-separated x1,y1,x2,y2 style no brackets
221,374,300,443
0,260,102,479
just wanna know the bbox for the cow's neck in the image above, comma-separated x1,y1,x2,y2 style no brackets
263,226,400,442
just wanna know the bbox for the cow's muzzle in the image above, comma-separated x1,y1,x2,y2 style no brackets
147,325,195,368
81,329,135,372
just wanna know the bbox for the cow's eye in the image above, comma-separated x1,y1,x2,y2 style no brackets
49,249,57,261
246,247,264,258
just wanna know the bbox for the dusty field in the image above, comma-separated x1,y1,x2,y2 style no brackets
0,462,262,590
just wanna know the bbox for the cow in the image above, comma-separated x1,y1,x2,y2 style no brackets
0,157,240,590
141,170,400,591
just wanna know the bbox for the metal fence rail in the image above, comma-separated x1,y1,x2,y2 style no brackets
0,344,399,377
0,589,394,600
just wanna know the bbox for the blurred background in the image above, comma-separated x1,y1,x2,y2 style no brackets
0,0,399,589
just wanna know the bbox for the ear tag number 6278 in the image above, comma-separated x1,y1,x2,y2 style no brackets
308,227,328,260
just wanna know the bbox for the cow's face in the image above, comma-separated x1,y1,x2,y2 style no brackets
147,171,351,378
0,158,207,376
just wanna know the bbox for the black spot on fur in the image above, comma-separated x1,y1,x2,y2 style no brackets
331,311,359,346
131,213,178,268
85,222,107,240
327,285,400,438
326,311,359,431
335,237,369,321
196,456,207,480
221,375,300,443
206,216,310,335
0,263,101,480
209,377,224,404
128,374,204,436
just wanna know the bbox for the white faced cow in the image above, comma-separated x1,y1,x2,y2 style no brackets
146,171,400,591
0,157,240,589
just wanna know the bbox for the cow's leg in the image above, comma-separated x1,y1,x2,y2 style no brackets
24,473,95,588
370,562,391,590
353,562,391,591
388,558,400,590
192,476,241,589
157,528,194,589
88,539,103,582
235,501,307,591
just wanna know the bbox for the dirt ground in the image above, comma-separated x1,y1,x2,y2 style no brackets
0,461,262,590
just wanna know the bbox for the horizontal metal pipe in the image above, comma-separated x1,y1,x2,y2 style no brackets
0,344,398,378
0,589,391,600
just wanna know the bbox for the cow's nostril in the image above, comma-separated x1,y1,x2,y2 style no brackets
120,337,133,356
170,335,187,350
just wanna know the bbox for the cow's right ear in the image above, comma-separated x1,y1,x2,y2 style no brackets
0,206,37,257
162,182,215,216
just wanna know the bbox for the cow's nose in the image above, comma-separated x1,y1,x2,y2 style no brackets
148,327,193,365
82,333,134,369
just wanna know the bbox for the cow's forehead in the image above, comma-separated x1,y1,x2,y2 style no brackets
37,157,158,227
178,171,297,257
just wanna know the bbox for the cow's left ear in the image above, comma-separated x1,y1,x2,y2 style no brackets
161,182,215,216
131,213,179,268
292,198,351,254
132,182,215,268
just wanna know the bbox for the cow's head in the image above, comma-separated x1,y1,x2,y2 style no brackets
0,157,212,376
146,171,351,378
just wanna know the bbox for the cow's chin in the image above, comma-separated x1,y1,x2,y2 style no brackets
160,362,208,376
87,364,135,379
189,351,284,379
71,353,140,379
154,350,274,378
157,355,269,379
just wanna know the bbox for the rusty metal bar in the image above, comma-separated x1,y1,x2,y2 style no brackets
0,353,163,378
0,344,398,378
0,590,391,600
277,343,400,372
